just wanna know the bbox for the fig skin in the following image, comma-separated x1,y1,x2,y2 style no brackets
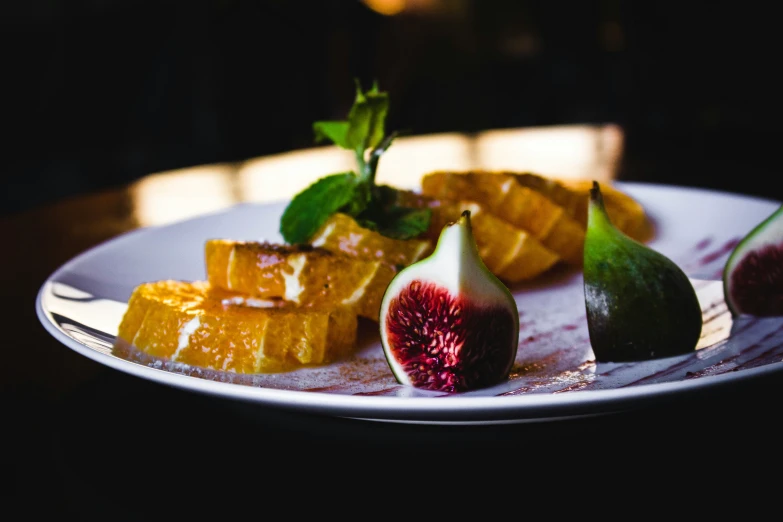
379,211,519,392
723,203,783,317
583,182,702,362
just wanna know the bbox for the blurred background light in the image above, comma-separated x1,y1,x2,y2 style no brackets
237,146,355,203
375,132,474,188
130,164,237,226
475,124,623,182
363,0,407,16
363,0,447,16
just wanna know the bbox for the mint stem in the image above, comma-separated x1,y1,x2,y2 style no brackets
366,131,397,186
355,148,369,181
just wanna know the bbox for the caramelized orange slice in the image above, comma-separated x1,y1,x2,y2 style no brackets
394,190,560,282
205,240,396,321
488,172,650,241
308,212,433,267
505,172,589,223
422,171,585,264
116,280,358,373
556,178,653,242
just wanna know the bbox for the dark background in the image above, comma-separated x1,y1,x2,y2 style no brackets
5,2,781,514
5,0,781,217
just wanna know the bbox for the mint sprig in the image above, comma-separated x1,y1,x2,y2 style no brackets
363,207,432,240
279,173,361,246
280,81,430,245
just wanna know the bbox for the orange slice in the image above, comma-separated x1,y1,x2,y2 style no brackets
492,172,651,241
308,212,433,267
422,171,585,264
116,280,358,373
205,240,397,321
394,190,560,282
556,178,653,242
504,172,590,223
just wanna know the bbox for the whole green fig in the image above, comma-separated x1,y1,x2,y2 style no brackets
583,181,702,362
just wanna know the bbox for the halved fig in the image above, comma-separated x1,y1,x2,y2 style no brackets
723,203,783,317
379,210,520,392
583,181,702,362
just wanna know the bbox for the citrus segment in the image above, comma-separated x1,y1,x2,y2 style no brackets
116,280,358,373
506,172,586,219
205,239,396,321
308,212,433,267
422,171,585,264
394,190,560,282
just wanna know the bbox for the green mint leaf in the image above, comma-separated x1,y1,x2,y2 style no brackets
340,178,373,217
311,82,389,153
280,173,359,244
372,184,401,208
377,207,432,240
346,81,389,152
355,218,379,232
354,185,432,240
310,81,390,185
313,121,350,148
313,81,389,154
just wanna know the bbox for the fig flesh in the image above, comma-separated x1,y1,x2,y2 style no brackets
583,182,702,362
379,210,519,392
723,203,783,317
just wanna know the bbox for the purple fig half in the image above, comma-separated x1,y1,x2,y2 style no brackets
379,210,519,393
723,203,783,317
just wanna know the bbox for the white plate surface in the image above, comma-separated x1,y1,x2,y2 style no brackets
36,182,783,424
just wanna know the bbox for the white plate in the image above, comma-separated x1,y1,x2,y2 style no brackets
36,182,783,425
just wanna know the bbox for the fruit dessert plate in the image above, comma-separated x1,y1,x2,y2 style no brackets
36,182,783,424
